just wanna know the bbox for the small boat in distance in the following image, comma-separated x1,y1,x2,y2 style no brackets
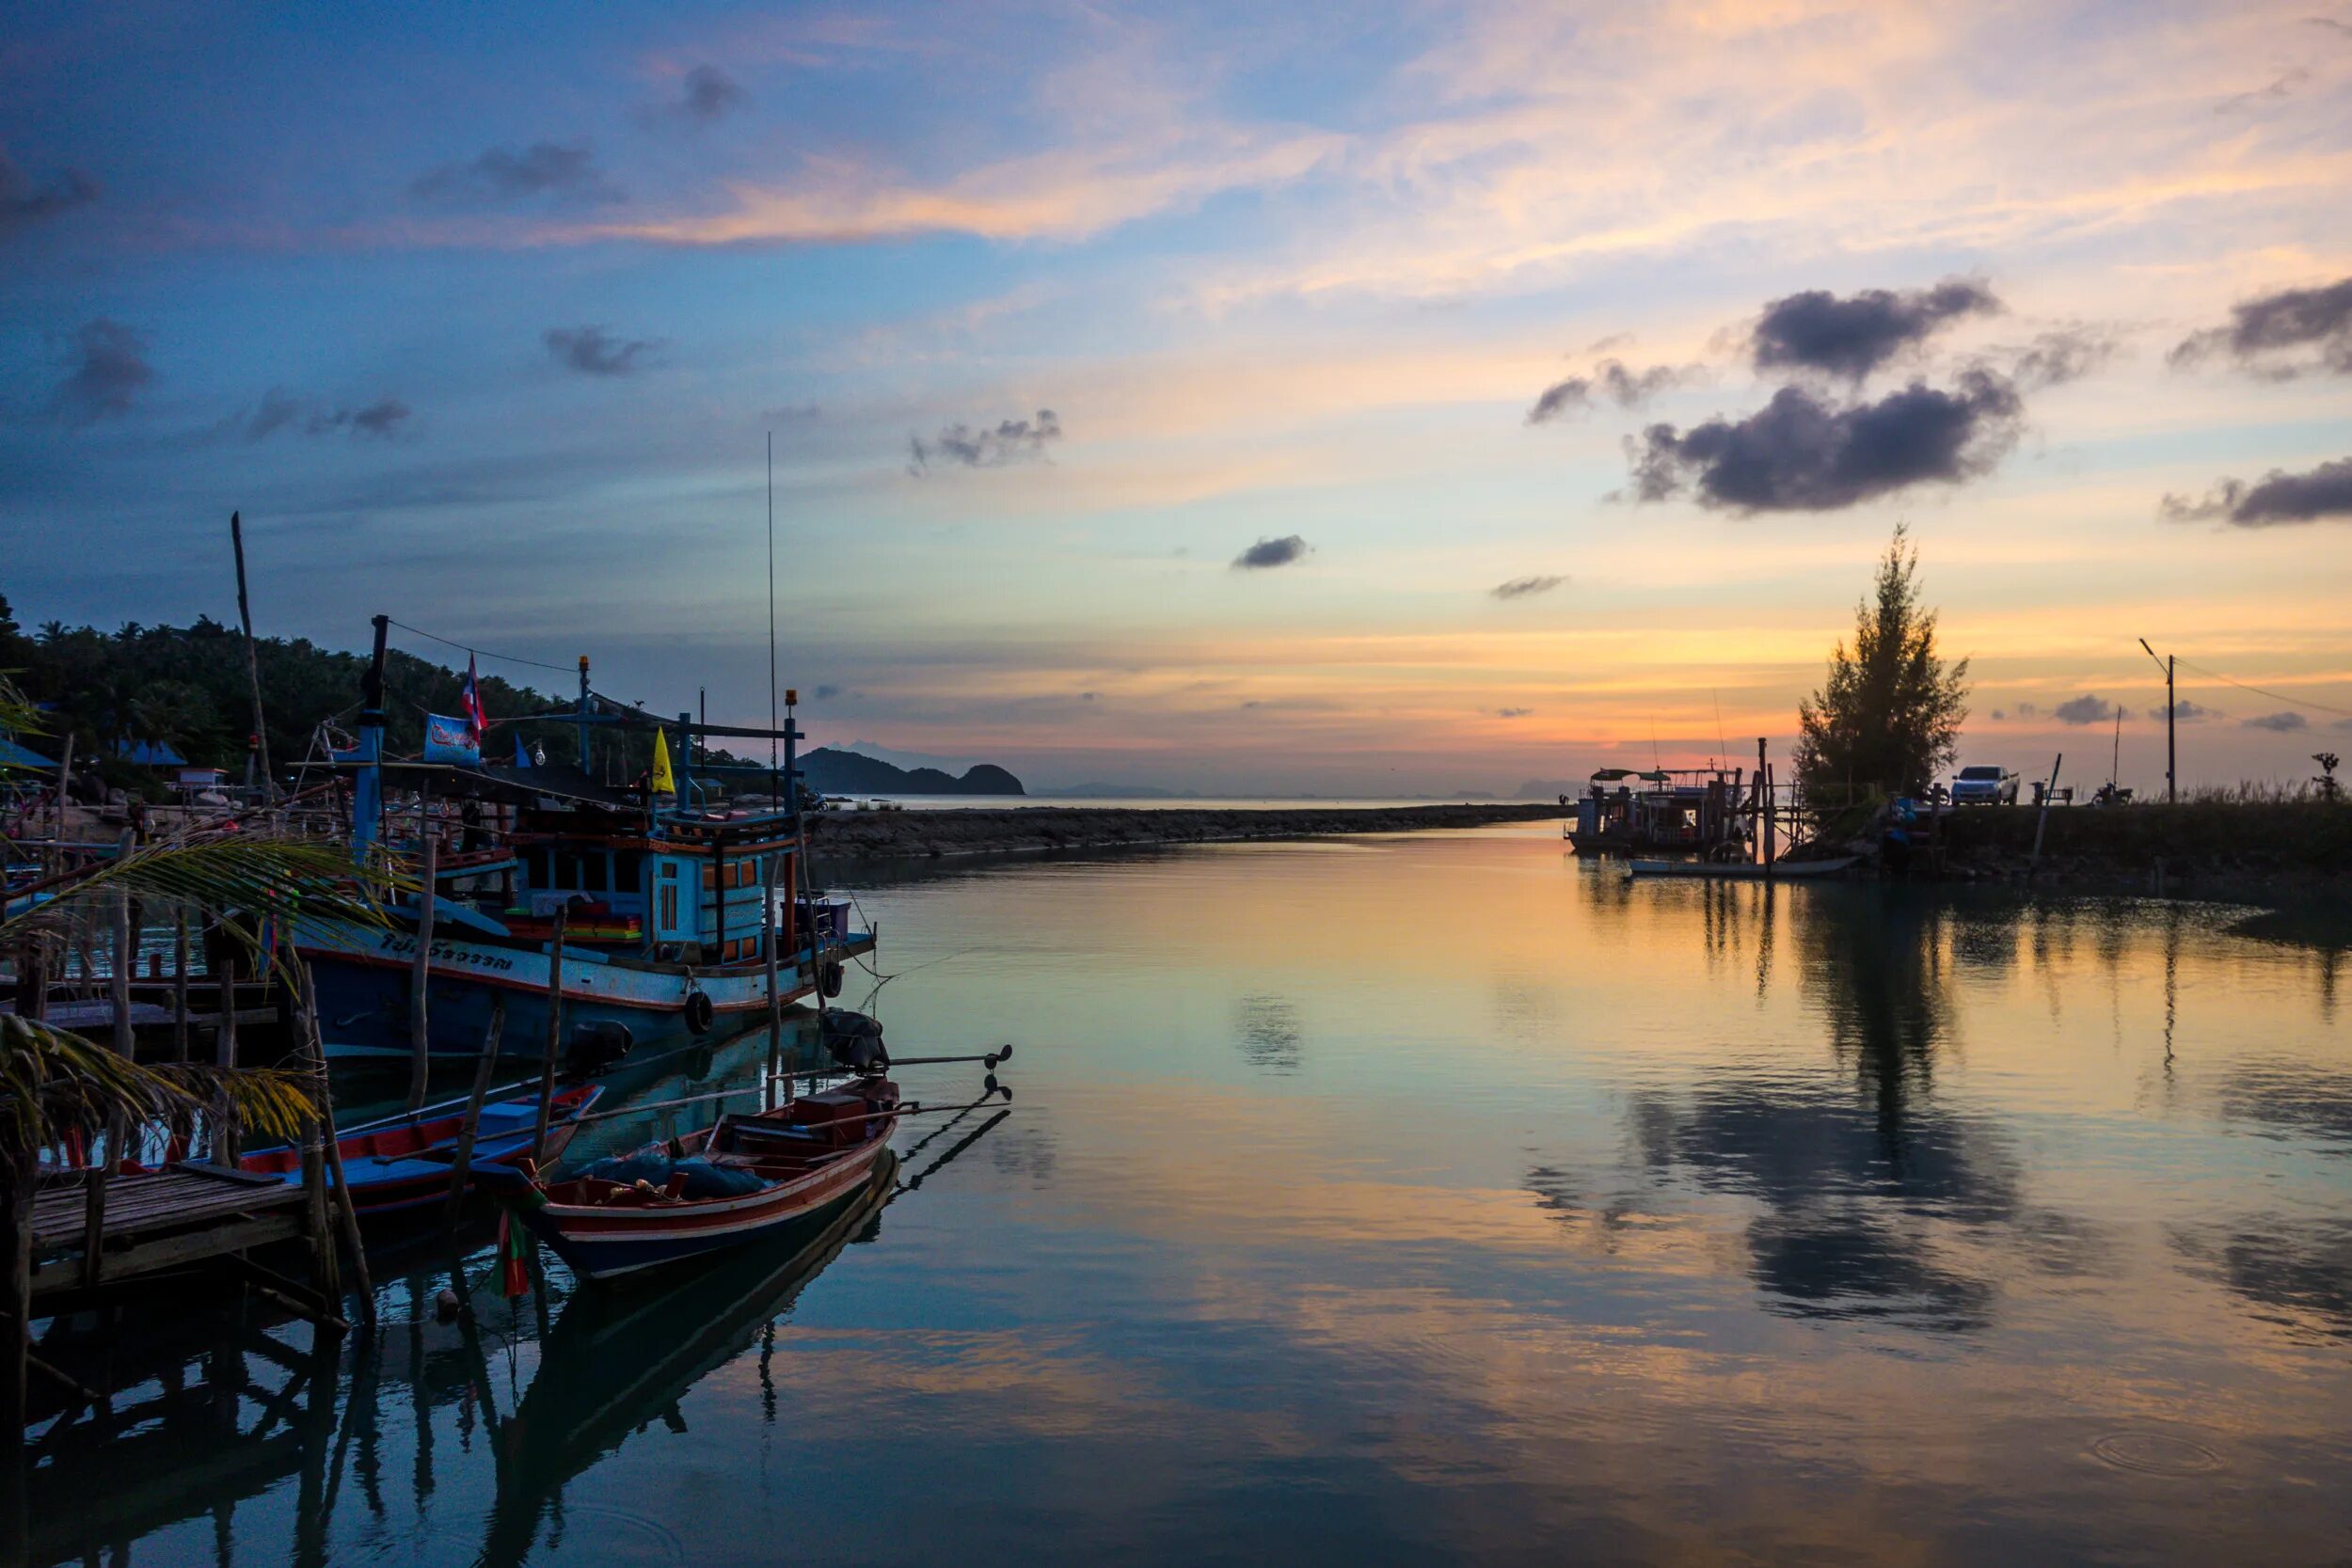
497,1074,901,1281
1565,767,1755,857
1625,854,1861,881
237,1083,603,1216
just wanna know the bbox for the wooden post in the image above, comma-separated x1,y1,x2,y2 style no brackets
171,911,190,1062
53,732,74,839
110,833,134,1060
82,852,136,1291
407,782,437,1111
532,910,566,1161
296,960,371,1326
4,1152,34,1437
1762,763,1777,877
1755,738,1768,864
2029,752,2063,879
445,996,507,1222
215,938,239,1068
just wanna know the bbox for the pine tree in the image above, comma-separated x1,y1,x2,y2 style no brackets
1794,526,1970,800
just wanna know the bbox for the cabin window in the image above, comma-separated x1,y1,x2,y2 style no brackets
657,865,680,935
614,851,642,893
521,847,550,890
582,853,609,895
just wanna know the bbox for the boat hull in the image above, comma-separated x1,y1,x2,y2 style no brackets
1625,855,1861,881
295,917,873,1062
241,1084,604,1216
511,1131,894,1281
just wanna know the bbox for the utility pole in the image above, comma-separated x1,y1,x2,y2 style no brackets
2138,638,2175,804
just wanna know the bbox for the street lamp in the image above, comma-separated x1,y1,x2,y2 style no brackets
2138,638,2175,804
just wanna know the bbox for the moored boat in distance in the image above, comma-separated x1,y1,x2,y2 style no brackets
1565,767,1755,857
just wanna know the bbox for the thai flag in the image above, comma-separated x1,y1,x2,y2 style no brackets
460,654,489,742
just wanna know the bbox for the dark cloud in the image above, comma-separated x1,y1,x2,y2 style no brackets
907,409,1061,473
2244,710,2308,733
1491,573,1565,600
1628,369,2023,513
2309,16,2352,39
2151,699,2215,722
2160,456,2352,526
545,325,660,376
1525,376,1590,424
0,147,99,234
812,684,841,701
1751,277,2001,381
55,319,154,424
2169,277,2352,377
680,65,745,122
2013,701,2040,720
2053,694,2118,726
1232,534,1310,570
410,141,623,207
1495,707,1533,719
1526,357,1690,423
2215,69,2308,113
2005,326,2120,390
238,388,411,441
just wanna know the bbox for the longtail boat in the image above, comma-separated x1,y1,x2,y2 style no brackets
296,614,875,1068
237,1084,603,1215
497,1074,900,1280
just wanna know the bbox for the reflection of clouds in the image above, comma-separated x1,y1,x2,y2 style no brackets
1632,1084,2021,1329
2171,1217,2352,1343
1233,994,1303,1073
2218,1064,2352,1151
989,1125,1060,1185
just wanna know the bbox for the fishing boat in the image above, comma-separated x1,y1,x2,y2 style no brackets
1565,767,1756,856
296,616,875,1068
497,1073,901,1280
236,1084,604,1215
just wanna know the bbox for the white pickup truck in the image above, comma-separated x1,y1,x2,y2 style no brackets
1950,765,2019,805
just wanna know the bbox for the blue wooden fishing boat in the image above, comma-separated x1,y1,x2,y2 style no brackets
236,1083,604,1215
296,615,874,1069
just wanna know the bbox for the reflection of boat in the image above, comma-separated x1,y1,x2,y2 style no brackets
479,1150,897,1568
235,1083,602,1215
1565,768,1755,856
499,1074,900,1279
1627,854,1861,881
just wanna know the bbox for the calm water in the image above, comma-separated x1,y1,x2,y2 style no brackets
25,825,2352,1565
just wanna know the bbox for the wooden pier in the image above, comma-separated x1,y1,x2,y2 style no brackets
28,1164,338,1321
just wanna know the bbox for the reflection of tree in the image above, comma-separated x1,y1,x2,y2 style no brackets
1797,890,1957,1165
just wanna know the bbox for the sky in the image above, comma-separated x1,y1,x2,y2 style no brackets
3,0,2350,796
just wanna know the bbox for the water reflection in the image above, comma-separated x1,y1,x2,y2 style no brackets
1233,995,1304,1074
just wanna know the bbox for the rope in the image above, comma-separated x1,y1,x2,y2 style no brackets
2175,658,2352,720
383,618,577,676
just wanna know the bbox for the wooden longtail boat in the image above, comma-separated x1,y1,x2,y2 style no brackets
498,1075,899,1280
237,1084,603,1216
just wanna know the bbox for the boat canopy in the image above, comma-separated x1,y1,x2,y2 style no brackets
1589,768,1672,784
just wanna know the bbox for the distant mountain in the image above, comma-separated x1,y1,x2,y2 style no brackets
802,747,1025,797
1033,782,1184,799
1516,777,1582,800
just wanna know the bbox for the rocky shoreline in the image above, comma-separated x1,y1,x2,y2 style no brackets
804,801,1563,861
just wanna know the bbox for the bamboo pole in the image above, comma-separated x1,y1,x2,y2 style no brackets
297,960,370,1326
81,847,135,1291
406,783,437,1111
171,911,190,1063
532,910,566,1161
2029,752,2063,879
445,996,507,1223
230,511,277,800
3,1152,33,1437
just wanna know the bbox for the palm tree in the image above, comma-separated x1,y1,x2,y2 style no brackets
3,807,400,1425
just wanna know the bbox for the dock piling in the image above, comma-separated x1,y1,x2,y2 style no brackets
532,910,567,1162
446,996,508,1224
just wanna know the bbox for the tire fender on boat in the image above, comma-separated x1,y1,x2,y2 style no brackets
683,989,716,1035
820,962,845,998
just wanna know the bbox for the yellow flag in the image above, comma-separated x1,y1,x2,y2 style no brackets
650,727,676,795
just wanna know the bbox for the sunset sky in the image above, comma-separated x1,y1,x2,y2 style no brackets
6,1,2349,793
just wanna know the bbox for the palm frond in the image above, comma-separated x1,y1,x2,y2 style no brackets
0,1014,319,1155
0,837,401,960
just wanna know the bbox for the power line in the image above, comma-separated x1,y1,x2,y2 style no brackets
383,617,577,675
2175,657,2352,720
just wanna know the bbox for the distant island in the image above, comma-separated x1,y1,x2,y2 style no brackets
803,747,1024,797
1031,782,1183,799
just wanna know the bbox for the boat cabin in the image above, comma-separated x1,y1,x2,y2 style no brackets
1566,767,1753,856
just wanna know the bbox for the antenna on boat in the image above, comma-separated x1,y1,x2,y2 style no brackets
1712,689,1727,773
767,430,780,802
